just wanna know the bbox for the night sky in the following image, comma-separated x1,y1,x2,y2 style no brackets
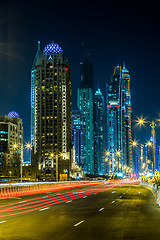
0,1,160,160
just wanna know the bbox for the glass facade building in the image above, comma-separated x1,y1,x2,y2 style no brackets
77,60,94,174
94,88,105,175
72,109,84,167
106,64,132,177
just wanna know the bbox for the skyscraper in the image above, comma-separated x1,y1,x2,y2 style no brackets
106,64,132,177
106,65,122,176
94,88,105,175
31,41,72,180
121,64,132,171
77,60,94,174
72,108,84,167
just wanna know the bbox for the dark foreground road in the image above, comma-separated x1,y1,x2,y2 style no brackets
0,183,160,240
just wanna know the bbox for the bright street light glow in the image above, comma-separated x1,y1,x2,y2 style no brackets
132,141,137,146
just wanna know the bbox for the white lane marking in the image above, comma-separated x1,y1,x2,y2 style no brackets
0,221,6,224
83,196,87,198
112,201,115,203
66,200,72,203
19,201,27,203
39,207,50,211
99,208,104,212
74,220,85,227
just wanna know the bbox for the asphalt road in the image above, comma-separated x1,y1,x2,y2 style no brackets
0,183,160,240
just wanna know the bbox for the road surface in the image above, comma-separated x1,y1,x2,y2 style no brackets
0,183,160,240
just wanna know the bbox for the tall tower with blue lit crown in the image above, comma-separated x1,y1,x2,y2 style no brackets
31,41,72,180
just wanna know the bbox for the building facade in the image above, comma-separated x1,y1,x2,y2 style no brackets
121,64,132,171
94,88,105,175
31,41,72,180
0,113,23,179
72,109,84,167
77,60,94,174
106,64,132,177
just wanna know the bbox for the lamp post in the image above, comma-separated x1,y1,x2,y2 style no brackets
105,151,110,175
137,117,157,174
50,151,65,182
105,150,122,179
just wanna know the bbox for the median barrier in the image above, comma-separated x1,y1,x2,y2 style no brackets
140,182,158,192
0,181,103,199
140,181,160,207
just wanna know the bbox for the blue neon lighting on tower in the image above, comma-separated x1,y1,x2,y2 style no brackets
7,111,19,118
43,42,63,55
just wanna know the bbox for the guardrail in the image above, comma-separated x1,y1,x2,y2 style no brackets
0,181,103,199
0,179,139,199
140,181,160,206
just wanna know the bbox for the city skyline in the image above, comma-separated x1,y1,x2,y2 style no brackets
0,1,160,153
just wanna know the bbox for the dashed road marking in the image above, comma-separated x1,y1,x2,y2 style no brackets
0,221,6,224
39,207,50,211
66,200,72,203
74,220,85,227
99,208,104,212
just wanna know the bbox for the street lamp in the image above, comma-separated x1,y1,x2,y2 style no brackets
13,143,23,183
25,143,31,150
50,151,65,181
136,117,158,174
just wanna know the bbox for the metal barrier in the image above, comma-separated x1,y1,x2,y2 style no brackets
0,179,138,199
140,181,160,206
0,181,102,199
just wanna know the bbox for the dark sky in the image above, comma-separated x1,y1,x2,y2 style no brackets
0,0,160,159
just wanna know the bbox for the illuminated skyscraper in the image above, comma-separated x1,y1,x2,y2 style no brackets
77,60,94,174
31,41,72,180
94,88,105,175
121,64,132,172
106,64,132,177
72,109,84,167
107,65,122,175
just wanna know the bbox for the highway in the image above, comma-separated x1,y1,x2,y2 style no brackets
0,182,160,240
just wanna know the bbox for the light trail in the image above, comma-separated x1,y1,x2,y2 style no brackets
0,183,124,218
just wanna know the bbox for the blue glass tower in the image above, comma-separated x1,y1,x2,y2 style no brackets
94,88,105,175
72,109,84,167
106,65,122,176
77,60,94,175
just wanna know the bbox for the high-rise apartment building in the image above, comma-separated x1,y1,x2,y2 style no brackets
77,60,94,174
31,41,72,180
0,113,23,178
94,88,105,175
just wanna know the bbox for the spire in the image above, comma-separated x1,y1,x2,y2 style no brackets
38,41,41,51
123,62,125,69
